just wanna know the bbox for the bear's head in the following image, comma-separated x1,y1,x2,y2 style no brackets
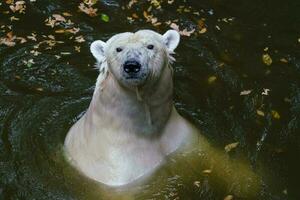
90,30,180,89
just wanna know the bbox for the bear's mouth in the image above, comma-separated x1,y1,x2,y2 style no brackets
126,76,140,80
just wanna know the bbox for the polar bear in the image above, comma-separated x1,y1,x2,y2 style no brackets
64,29,199,186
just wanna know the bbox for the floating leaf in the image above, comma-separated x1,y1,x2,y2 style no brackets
262,53,272,66
271,110,280,119
52,14,66,22
202,169,212,175
15,75,21,79
240,90,252,96
74,46,81,52
224,195,234,200
256,110,265,117
78,2,98,17
262,88,270,96
208,76,217,84
170,23,195,36
225,142,239,153
10,1,26,13
101,14,110,22
84,0,98,6
199,27,207,34
280,58,288,63
63,12,72,17
23,59,35,67
193,181,201,187
75,35,85,43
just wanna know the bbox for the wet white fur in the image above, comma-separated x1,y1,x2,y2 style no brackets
64,30,197,186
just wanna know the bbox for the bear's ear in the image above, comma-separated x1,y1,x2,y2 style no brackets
90,40,107,62
162,30,180,51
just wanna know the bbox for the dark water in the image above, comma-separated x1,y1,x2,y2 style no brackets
0,0,300,199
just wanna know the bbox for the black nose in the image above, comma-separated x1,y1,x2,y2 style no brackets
124,60,141,74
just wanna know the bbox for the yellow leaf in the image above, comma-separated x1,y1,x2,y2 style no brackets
271,110,280,119
132,13,139,19
199,27,207,34
63,12,72,16
256,110,265,117
55,29,66,33
240,90,252,96
280,58,288,63
208,76,217,84
193,181,201,187
15,75,21,79
224,195,234,200
202,169,212,174
224,142,239,153
262,88,270,95
262,53,272,66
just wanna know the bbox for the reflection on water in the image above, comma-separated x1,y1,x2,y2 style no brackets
0,0,299,199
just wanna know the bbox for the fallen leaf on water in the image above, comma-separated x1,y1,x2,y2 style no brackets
84,0,98,6
262,88,270,95
224,195,234,200
10,16,20,21
225,142,239,153
10,1,26,13
180,28,195,36
75,35,85,43
150,0,161,8
199,27,207,34
127,0,138,8
197,18,206,29
208,76,217,84
193,181,201,187
52,14,66,22
280,58,288,63
74,46,81,52
45,17,57,28
271,110,280,119
170,23,195,36
101,14,110,22
202,169,212,175
15,75,21,79
6,0,14,4
63,12,72,17
23,59,35,67
78,3,98,17
36,87,43,91
132,13,139,19
240,90,252,96
262,53,272,66
0,32,16,46
256,110,265,117
283,189,288,195
60,52,71,55
30,50,41,56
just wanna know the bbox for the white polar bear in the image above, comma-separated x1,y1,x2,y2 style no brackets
64,29,199,186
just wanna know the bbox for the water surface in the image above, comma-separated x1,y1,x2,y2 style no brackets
0,0,299,199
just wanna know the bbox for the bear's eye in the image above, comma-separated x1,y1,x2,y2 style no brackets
147,44,154,50
116,47,123,52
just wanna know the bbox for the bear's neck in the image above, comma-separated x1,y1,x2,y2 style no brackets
87,66,174,137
